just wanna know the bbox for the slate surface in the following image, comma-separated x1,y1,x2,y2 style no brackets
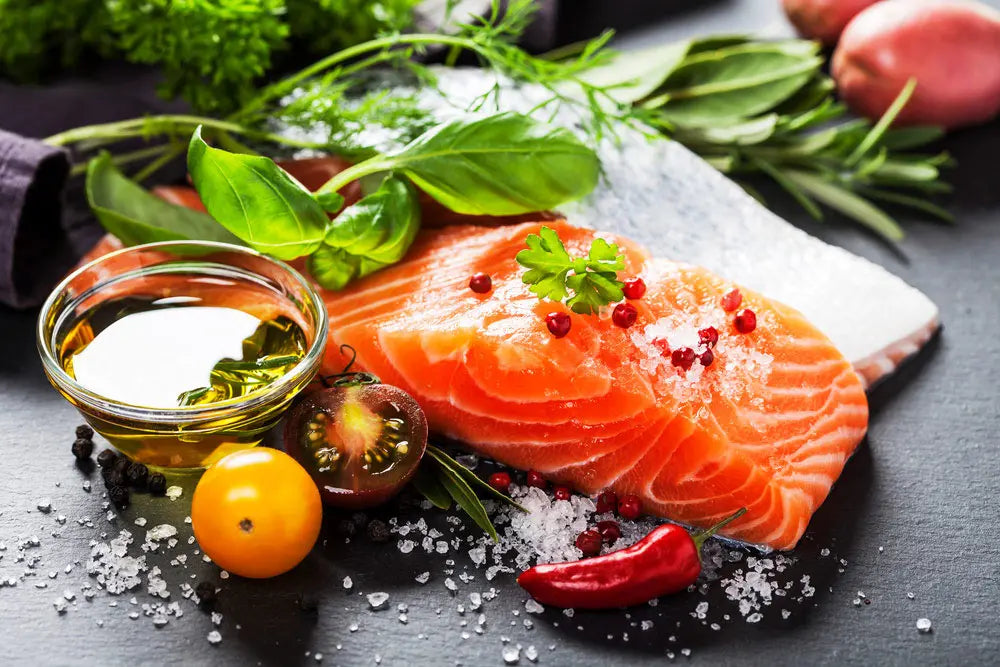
2,1,999,665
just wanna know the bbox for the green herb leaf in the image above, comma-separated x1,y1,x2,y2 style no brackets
187,126,327,260
307,175,420,290
320,113,600,216
411,465,452,510
783,171,905,242
437,463,499,542
574,40,692,104
516,226,625,315
645,42,822,126
85,153,243,247
427,446,526,512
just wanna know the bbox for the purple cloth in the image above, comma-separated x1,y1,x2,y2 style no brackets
0,130,73,308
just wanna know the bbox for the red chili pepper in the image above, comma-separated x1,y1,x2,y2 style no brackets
517,508,746,609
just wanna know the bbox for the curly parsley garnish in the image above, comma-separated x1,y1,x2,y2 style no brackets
516,226,625,315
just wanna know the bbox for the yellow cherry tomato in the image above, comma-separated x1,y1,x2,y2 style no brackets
191,448,322,579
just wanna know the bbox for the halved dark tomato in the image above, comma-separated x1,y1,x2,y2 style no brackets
284,384,428,508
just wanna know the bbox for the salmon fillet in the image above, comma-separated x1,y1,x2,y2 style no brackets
321,221,869,550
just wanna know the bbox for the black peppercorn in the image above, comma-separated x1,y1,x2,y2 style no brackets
112,456,131,476
147,472,167,496
195,581,218,607
366,519,390,543
103,469,126,489
71,438,94,460
125,462,149,489
75,424,94,440
96,449,118,469
108,485,130,510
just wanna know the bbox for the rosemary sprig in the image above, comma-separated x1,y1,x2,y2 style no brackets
413,445,526,542
579,38,953,241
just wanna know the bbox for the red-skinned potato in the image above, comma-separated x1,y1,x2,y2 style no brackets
781,0,879,46
832,0,1000,129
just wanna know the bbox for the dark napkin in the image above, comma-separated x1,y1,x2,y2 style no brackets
0,130,74,308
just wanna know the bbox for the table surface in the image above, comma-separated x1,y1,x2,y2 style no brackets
2,2,1000,665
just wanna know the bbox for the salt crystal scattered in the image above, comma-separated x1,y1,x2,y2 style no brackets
444,578,457,592
916,618,932,633
37,499,52,513
207,630,222,644
343,576,353,590
415,571,430,584
524,599,544,615
145,524,177,542
525,645,538,662
165,486,183,501
502,646,520,664
367,592,389,610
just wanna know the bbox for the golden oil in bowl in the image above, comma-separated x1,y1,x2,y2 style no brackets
38,241,328,469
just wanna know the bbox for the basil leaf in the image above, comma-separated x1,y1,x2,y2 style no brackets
85,153,242,247
308,175,420,290
306,246,360,292
187,126,327,260
390,112,599,216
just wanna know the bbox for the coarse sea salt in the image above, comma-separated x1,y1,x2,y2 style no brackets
367,592,389,610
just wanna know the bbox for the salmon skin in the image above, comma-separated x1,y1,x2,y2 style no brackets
321,221,869,550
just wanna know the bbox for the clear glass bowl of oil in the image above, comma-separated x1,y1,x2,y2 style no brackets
37,241,328,469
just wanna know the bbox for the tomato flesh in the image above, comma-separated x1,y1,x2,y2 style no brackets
285,384,427,508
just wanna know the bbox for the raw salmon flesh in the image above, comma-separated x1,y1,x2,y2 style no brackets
322,221,869,550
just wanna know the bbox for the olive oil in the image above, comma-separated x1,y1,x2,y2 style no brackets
55,294,310,468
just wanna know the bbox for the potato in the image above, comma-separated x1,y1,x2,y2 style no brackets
832,0,1000,129
781,0,879,46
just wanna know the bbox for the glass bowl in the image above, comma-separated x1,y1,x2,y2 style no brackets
37,241,328,469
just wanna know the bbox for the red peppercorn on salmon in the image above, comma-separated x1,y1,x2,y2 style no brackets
320,221,869,550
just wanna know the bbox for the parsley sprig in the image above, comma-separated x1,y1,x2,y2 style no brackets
516,226,625,315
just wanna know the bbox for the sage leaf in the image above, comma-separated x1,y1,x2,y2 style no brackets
308,175,420,290
675,114,779,146
574,40,692,105
390,112,600,215
646,44,822,126
86,153,242,247
187,126,327,260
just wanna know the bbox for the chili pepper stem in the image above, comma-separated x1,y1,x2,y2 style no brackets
692,507,747,550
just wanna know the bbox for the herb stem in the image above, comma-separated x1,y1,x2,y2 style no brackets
316,157,394,194
45,114,329,153
236,33,484,120
68,144,172,177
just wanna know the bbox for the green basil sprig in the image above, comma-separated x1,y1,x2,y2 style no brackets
85,112,600,290
307,175,420,290
86,152,242,247
318,112,600,216
187,127,329,260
